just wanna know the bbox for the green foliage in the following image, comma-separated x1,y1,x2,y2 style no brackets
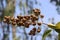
42,30,51,40
48,22,60,33
55,22,60,29
58,33,60,40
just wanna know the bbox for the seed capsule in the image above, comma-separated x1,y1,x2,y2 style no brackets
40,14,44,18
33,9,40,16
37,27,41,33
4,16,7,19
32,22,36,26
11,17,15,21
22,18,27,23
12,22,16,26
37,22,41,26
15,18,19,23
32,28,36,32
24,22,30,28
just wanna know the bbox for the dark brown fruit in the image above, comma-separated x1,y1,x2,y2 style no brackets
32,28,36,32
37,27,41,33
22,18,27,23
15,18,19,23
32,22,36,26
33,9,40,16
4,16,7,19
40,14,44,18
11,17,15,21
12,22,16,25
24,24,29,28
37,22,41,26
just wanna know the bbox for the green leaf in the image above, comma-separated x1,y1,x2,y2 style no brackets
58,33,60,40
48,24,56,29
54,29,60,33
56,22,60,29
42,30,51,40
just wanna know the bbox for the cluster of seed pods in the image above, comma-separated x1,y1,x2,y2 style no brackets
3,9,44,36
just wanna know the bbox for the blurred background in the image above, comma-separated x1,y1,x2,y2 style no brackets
0,0,60,40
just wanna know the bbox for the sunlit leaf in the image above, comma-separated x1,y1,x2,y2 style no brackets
56,22,60,29
42,30,51,40
47,23,56,29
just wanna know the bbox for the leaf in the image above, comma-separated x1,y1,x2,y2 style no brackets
55,22,60,29
47,23,56,29
54,29,60,33
58,33,60,40
42,30,51,40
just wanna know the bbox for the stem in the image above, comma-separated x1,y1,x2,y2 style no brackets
58,33,60,40
31,35,33,40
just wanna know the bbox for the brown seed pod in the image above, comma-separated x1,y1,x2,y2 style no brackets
32,22,36,26
37,27,41,33
15,18,19,23
12,22,16,26
24,22,30,28
17,16,20,18
17,16,23,20
21,18,27,23
40,14,44,18
37,22,42,26
19,21,24,26
25,16,30,20
11,17,15,21
30,30,35,35
32,28,36,32
7,21,10,24
8,16,11,19
4,16,7,19
33,9,40,16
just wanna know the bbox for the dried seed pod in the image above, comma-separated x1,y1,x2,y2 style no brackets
25,16,30,20
7,21,10,24
12,22,16,26
37,22,42,26
24,22,30,28
32,28,36,32
15,18,19,23
8,16,11,19
35,16,38,20
17,16,23,20
11,17,15,21
32,22,36,26
4,16,7,19
30,30,35,35
17,16,20,18
30,14,35,18
21,18,27,23
37,27,41,33
17,22,21,26
33,9,40,16
40,14,44,18
19,21,24,26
